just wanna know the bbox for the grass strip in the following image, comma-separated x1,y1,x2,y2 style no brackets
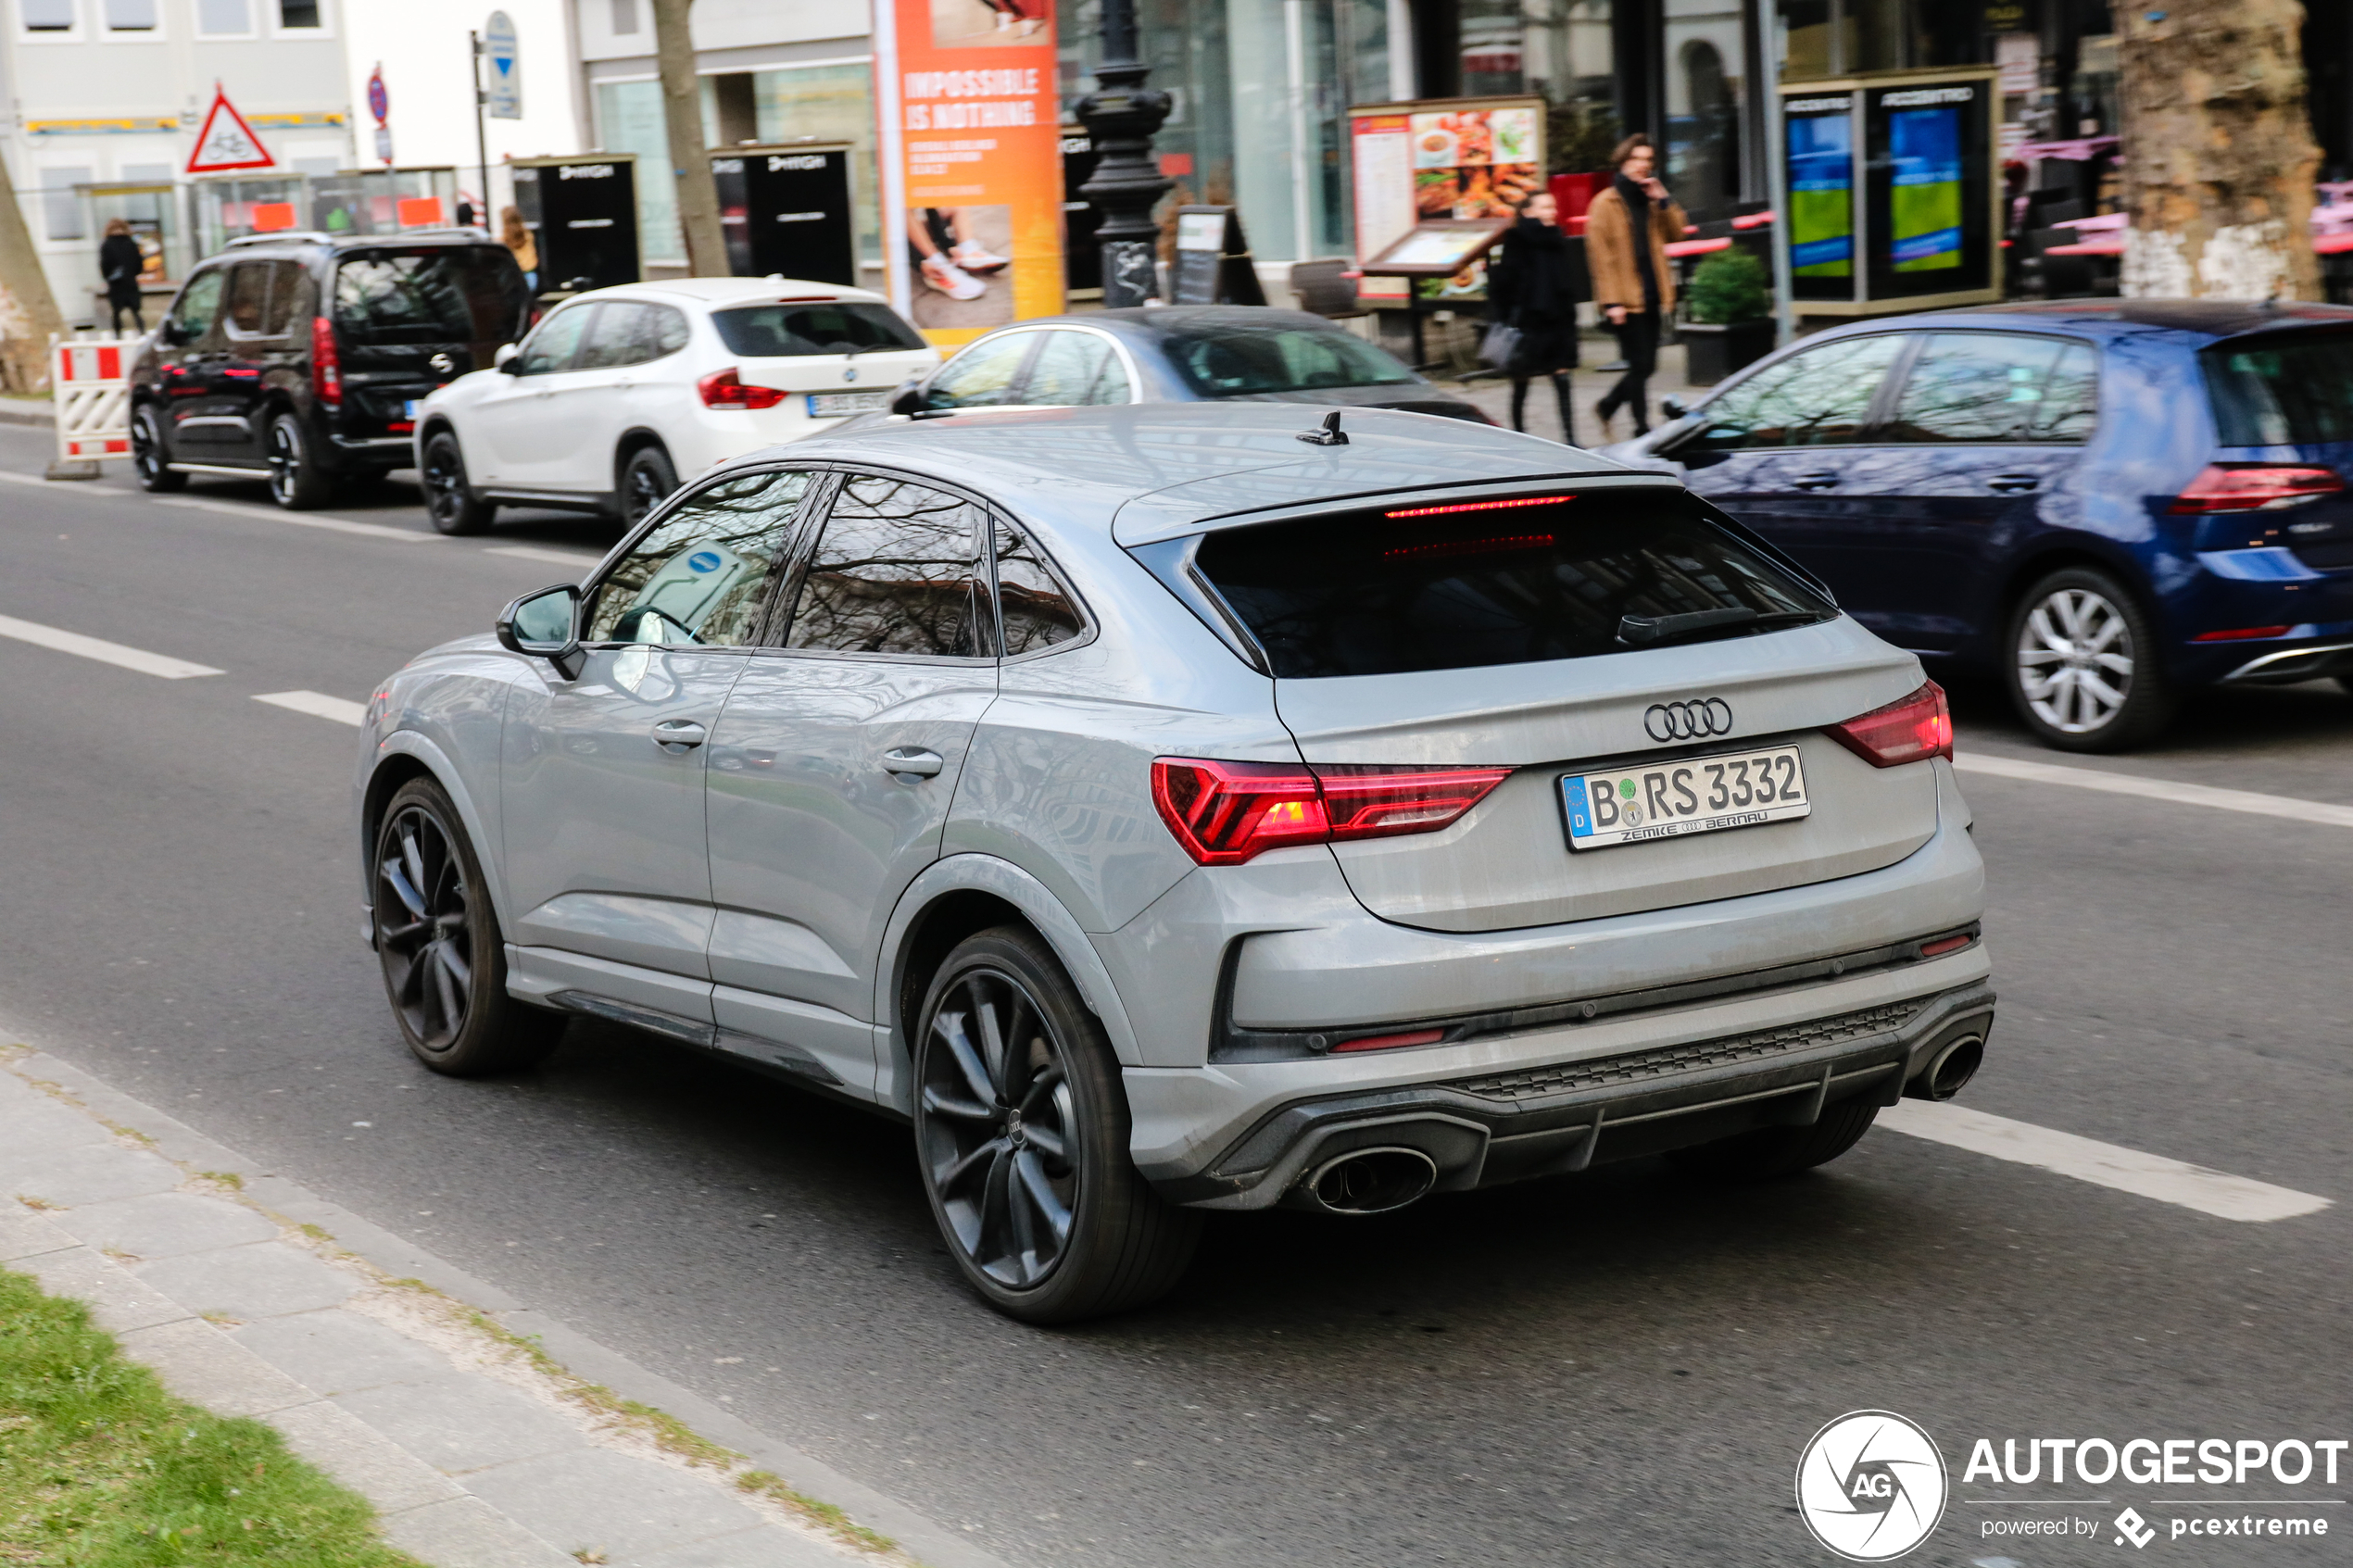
0,1266,425,1568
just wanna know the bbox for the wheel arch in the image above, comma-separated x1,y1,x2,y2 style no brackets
612,427,673,484
876,855,1143,1116
359,733,515,935
1991,538,2163,649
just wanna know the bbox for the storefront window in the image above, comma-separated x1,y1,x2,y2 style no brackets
596,79,682,264
1666,0,1743,219
749,64,885,274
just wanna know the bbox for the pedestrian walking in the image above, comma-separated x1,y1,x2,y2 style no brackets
1584,134,1687,437
99,219,146,335
1485,190,1581,444
500,206,538,295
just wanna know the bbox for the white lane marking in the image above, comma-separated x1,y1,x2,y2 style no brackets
0,612,222,679
1880,1099,2330,1223
1954,752,2353,830
484,545,603,568
252,689,367,726
149,495,425,542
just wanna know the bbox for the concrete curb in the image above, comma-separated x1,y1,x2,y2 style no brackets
0,1041,1013,1568
0,398,56,428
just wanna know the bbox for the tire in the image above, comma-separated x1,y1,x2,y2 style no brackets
421,431,497,535
1666,1098,1881,1181
2003,566,2176,753
131,404,185,492
912,927,1202,1323
265,410,334,511
618,445,678,530
371,778,566,1076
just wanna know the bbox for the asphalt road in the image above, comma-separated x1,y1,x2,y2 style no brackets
3,425,2348,1568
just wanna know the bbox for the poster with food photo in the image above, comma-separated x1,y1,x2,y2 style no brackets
1351,97,1545,301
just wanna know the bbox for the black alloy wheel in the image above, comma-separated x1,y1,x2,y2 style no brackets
422,431,497,535
912,928,1201,1323
371,778,563,1075
265,411,333,510
619,445,678,529
131,405,185,492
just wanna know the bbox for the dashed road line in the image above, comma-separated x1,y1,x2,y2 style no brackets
149,495,426,542
1954,752,2353,831
1880,1099,2330,1222
484,544,604,568
0,612,221,679
252,689,367,726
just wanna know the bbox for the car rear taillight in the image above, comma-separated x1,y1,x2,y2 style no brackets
1825,682,1952,768
1150,758,1512,866
698,367,787,410
2191,624,2292,642
310,316,341,408
2169,463,2344,513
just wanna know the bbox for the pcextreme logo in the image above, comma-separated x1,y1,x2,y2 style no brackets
1796,1411,1950,1561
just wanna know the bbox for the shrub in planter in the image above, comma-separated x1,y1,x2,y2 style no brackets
1681,248,1775,386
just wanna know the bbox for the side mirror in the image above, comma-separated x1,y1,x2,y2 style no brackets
1659,395,1688,420
889,380,926,417
160,321,189,347
495,343,523,375
496,583,585,680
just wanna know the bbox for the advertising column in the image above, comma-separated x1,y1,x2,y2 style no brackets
873,0,1063,343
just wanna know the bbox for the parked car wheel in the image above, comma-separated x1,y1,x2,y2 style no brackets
131,405,184,493
2005,567,2175,752
421,431,497,535
265,411,333,510
1666,1098,1880,1181
619,445,678,529
372,778,565,1076
913,927,1202,1323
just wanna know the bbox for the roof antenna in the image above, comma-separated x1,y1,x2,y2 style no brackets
1297,410,1349,446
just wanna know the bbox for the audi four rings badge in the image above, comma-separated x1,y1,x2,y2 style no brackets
1644,698,1734,743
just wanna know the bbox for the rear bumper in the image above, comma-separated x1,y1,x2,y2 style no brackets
1139,975,1993,1209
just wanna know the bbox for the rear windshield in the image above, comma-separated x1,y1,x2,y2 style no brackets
333,247,528,348
1162,322,1417,397
711,301,925,358
1190,489,1835,679
2204,331,2353,446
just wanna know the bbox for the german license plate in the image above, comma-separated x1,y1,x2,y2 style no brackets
807,391,888,418
1561,744,1811,850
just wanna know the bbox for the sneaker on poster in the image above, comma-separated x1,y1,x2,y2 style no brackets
921,255,986,300
950,240,1011,274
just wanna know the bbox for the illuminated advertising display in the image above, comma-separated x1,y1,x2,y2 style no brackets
1864,80,1992,299
1784,95,1855,298
1888,104,1963,272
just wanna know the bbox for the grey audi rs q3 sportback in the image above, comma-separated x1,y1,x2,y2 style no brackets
356,403,1992,1323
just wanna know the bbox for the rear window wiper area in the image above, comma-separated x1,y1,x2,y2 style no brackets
1617,607,1829,648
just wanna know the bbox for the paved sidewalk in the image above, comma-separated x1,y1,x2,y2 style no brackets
0,1041,1006,1568
1428,333,1702,450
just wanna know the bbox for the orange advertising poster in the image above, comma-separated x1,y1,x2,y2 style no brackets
874,0,1064,344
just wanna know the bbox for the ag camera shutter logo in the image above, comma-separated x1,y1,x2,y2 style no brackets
1796,1411,1948,1561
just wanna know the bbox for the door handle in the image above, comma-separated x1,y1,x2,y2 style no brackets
1790,472,1842,491
881,746,944,778
1986,472,2041,494
651,720,708,752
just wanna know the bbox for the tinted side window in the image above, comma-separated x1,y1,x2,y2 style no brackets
785,475,984,658
1022,332,1115,406
926,333,1034,409
1684,334,1906,450
259,262,305,336
581,470,813,647
573,301,648,370
992,519,1085,655
332,247,528,348
171,270,226,341
225,264,272,335
711,301,923,357
514,305,592,374
1883,334,2100,444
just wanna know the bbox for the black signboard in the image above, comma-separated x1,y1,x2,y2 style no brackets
511,154,640,295
712,144,857,286
1061,130,1102,296
1169,207,1265,306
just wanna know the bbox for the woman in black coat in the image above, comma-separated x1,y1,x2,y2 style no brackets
99,219,146,334
1485,191,1581,443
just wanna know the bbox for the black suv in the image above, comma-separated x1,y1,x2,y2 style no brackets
131,230,532,509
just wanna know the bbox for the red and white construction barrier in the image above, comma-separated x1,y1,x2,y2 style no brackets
51,333,136,467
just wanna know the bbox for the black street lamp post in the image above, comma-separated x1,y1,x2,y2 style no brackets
1073,0,1171,307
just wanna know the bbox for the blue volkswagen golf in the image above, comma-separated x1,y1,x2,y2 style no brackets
1602,301,2353,751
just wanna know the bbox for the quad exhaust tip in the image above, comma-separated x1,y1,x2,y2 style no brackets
1302,1148,1438,1215
1907,1033,1984,1102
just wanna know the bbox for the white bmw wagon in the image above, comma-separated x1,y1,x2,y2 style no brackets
358,403,1993,1323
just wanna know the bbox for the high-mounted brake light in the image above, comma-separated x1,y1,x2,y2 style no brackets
1384,495,1572,519
698,367,787,409
2169,464,2343,514
310,317,342,408
1824,682,1951,768
1150,759,1512,866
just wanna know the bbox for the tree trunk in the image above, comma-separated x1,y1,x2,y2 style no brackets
648,0,727,278
2116,0,2321,301
0,152,67,393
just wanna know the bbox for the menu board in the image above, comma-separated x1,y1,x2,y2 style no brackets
1350,96,1545,304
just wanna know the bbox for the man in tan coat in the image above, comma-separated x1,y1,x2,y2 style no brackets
1583,133,1687,436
